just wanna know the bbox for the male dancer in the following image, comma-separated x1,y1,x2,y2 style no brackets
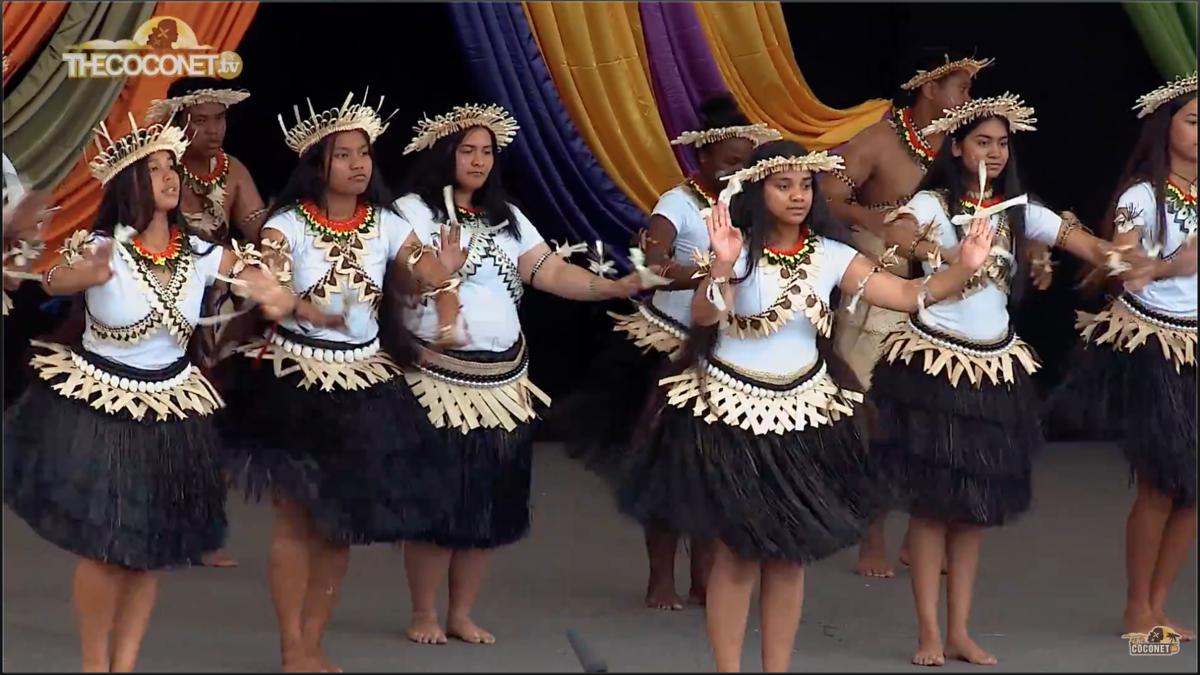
145,78,267,569
821,51,1051,579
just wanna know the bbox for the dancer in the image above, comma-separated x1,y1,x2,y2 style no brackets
2,116,293,672
618,140,997,673
146,78,267,568
873,95,1155,666
553,95,780,611
393,103,647,645
217,91,461,673
1050,73,1197,641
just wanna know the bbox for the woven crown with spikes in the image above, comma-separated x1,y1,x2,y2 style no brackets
900,55,995,91
723,151,845,185
404,103,519,155
2,52,9,77
145,88,252,125
1135,71,1197,119
278,89,398,156
671,123,783,149
88,112,190,186
920,93,1037,137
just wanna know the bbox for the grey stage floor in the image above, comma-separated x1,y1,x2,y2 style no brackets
3,443,1197,672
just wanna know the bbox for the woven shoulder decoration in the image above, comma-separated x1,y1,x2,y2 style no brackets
145,88,251,125
404,103,519,155
279,89,397,156
89,113,189,186
920,93,1036,137
1135,71,1197,119
900,55,994,91
671,123,782,148
722,151,845,186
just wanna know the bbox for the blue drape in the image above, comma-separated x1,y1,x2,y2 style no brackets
448,1,645,270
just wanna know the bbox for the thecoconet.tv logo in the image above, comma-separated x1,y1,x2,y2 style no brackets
63,16,242,80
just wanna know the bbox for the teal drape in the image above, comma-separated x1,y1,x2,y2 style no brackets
1124,2,1198,79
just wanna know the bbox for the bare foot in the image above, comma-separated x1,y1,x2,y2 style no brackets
311,651,342,673
1123,607,1159,636
687,586,707,607
1153,613,1195,641
447,614,496,644
202,551,238,568
646,579,683,610
407,611,448,645
945,635,997,666
856,546,895,579
912,632,945,667
281,656,322,673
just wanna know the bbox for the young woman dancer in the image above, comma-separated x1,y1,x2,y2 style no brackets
3,117,293,672
1050,73,1197,641
217,92,462,673
393,103,647,645
553,95,780,611
874,95,1156,666
617,139,997,673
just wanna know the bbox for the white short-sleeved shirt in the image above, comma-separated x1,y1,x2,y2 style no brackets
3,153,25,208
714,237,859,375
83,234,224,369
648,185,712,327
1116,182,1197,316
905,191,1063,341
394,193,544,352
263,205,411,344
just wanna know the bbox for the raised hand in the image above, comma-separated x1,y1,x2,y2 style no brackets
78,239,115,286
957,216,997,273
3,190,51,243
439,222,467,273
705,202,743,266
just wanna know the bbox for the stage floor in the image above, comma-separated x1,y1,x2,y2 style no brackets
4,443,1196,672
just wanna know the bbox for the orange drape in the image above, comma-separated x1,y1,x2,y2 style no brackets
40,1,258,267
2,1,69,85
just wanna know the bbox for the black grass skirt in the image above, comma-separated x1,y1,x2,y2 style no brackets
216,337,453,546
616,361,881,564
3,349,227,570
404,339,543,551
870,352,1043,528
1047,309,1196,507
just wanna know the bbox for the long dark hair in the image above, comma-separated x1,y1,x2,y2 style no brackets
404,125,520,240
918,114,1030,309
681,140,864,395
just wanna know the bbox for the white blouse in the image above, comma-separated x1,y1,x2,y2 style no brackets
263,205,411,345
1115,181,1196,316
82,234,224,370
713,236,859,376
905,191,1064,341
648,184,712,327
394,193,544,353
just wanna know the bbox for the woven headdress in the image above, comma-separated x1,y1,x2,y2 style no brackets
145,88,251,125
723,151,845,186
278,89,397,156
920,93,1037,137
671,123,782,149
404,103,519,155
2,52,9,77
1135,71,1197,119
900,55,994,91
88,112,189,186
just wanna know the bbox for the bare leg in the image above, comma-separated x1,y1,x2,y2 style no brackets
447,548,495,644
907,517,947,666
759,560,805,673
645,525,683,610
900,519,947,574
269,498,318,672
706,541,758,673
943,523,996,665
73,559,123,673
404,541,451,645
688,538,716,606
300,535,350,672
1150,504,1197,641
108,570,159,673
1124,478,1173,636
857,518,895,578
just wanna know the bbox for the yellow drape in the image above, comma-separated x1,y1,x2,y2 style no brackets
522,2,683,212
694,2,891,150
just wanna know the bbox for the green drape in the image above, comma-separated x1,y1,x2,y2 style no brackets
1124,2,1198,79
2,2,155,190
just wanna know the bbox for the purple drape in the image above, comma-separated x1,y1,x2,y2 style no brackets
640,2,731,174
448,2,645,270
